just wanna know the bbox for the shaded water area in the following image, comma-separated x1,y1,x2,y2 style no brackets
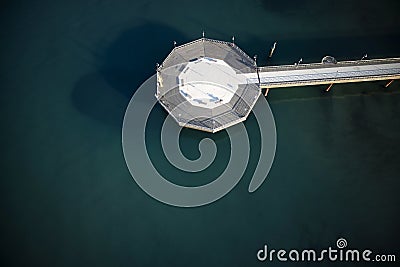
1,0,400,266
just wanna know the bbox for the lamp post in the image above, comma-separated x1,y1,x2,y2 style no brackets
298,58,303,64
361,53,368,61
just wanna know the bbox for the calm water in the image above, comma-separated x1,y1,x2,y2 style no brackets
1,1,400,266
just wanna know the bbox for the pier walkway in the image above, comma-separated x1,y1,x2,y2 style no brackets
156,36,400,132
244,58,400,89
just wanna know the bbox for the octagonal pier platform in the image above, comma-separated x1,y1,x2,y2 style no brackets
155,37,400,133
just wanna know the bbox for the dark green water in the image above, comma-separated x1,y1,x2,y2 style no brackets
1,1,400,266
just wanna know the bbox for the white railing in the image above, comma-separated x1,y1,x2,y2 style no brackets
259,58,400,73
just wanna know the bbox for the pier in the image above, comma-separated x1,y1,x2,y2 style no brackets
156,37,400,133
245,57,400,89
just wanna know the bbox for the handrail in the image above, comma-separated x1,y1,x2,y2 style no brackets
259,58,400,72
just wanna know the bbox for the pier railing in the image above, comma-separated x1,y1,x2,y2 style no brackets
254,57,400,88
258,57,400,73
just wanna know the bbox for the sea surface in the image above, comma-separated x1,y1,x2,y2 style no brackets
1,1,400,266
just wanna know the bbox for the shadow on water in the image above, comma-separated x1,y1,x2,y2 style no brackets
260,0,311,15
71,23,187,127
260,0,400,22
241,33,400,67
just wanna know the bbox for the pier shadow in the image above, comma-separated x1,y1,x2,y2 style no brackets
260,0,400,28
260,0,311,15
71,22,187,127
240,32,400,67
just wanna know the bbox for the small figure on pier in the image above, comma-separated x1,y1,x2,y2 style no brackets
321,56,337,64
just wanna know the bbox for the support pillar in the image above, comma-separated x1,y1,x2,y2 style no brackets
325,83,334,92
385,80,394,88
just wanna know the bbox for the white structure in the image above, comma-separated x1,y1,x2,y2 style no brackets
178,57,248,108
156,38,260,133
